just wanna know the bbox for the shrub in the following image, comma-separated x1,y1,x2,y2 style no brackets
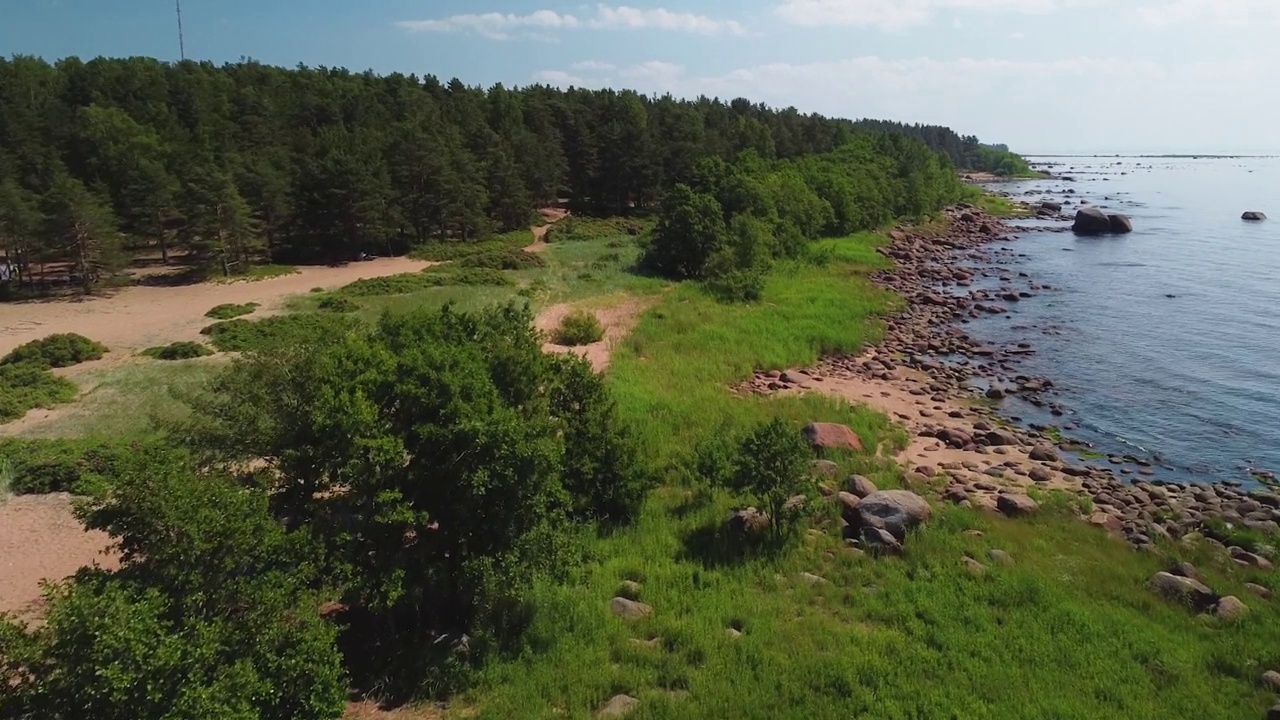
200,313,357,353
337,268,512,297
0,456,345,720
140,341,214,361
0,437,158,495
1,333,107,369
0,362,77,423
641,184,728,280
552,310,604,346
409,231,529,262
545,216,652,243
456,248,545,270
317,295,359,313
204,302,259,320
727,418,815,542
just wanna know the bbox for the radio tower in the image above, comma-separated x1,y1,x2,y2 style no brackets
176,0,186,61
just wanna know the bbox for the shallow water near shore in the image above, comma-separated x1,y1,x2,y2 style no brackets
974,156,1280,487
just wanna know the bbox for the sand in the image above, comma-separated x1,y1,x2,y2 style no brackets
0,257,432,359
535,296,653,372
0,493,119,619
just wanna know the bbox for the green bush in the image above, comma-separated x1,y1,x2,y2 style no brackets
727,418,815,542
181,304,645,698
140,341,214,361
0,362,77,423
203,302,259,320
1,333,107,369
200,313,357,353
0,456,345,720
337,268,512,297
0,437,158,495
409,231,530,262
456,248,546,270
551,310,604,346
545,216,652,243
316,295,359,313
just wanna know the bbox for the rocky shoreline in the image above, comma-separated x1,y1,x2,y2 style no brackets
739,204,1280,555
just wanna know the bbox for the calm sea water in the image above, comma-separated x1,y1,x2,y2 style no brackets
973,156,1280,486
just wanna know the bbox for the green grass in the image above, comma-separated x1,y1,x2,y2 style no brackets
0,359,224,440
410,230,533,262
608,232,904,471
458,492,1280,719
336,267,513,298
206,264,298,283
545,215,654,243
204,302,260,320
958,186,1033,218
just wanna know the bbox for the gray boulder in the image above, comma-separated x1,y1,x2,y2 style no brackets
609,597,653,621
996,493,1039,517
1040,200,1063,212
597,694,640,718
1149,571,1217,611
1073,207,1112,235
853,489,933,541
860,526,903,555
846,474,879,498
1242,211,1267,221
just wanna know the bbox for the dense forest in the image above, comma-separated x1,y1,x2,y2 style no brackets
0,55,1025,292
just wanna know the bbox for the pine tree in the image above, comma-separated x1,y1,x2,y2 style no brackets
0,179,43,290
41,176,121,292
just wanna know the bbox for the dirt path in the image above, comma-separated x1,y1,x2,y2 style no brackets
0,257,432,358
0,493,119,621
524,208,570,254
535,296,653,373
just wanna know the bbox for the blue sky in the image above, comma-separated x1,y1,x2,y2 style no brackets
4,0,1279,154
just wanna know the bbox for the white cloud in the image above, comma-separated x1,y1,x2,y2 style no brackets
532,69,590,86
572,60,618,72
1136,0,1280,26
534,55,1280,153
397,4,745,40
775,0,1064,30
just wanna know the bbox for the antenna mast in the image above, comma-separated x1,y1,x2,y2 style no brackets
176,0,186,61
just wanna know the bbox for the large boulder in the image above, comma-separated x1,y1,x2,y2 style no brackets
853,490,933,541
609,597,653,621
860,526,904,556
846,474,879,498
1072,207,1112,236
597,694,640,718
1108,214,1133,233
803,422,863,452
1040,200,1063,212
1242,211,1267,221
1149,571,1217,611
996,493,1039,517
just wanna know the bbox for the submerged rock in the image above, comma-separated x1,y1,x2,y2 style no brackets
1072,207,1112,235
1108,214,1133,233
1242,211,1267,221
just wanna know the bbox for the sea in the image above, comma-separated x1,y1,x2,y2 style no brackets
973,156,1280,487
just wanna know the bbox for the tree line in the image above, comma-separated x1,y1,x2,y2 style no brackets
1,55,1024,292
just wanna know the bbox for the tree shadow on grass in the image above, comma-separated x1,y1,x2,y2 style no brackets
678,517,783,569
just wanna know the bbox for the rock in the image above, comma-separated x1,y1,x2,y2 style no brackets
1149,571,1217,611
985,429,1021,447
854,490,933,541
962,557,989,575
1215,595,1249,620
1107,214,1133,234
1041,201,1063,212
618,581,643,600
860,526,903,556
810,459,842,479
846,475,879,498
781,370,812,385
985,387,1006,400
1229,546,1275,570
988,549,1015,566
836,491,861,520
725,627,743,640
1269,705,1280,720
997,493,1039,517
1245,583,1273,600
1262,670,1280,692
803,422,864,452
800,572,828,585
597,694,640,718
1072,207,1112,236
1029,445,1060,462
1029,466,1053,483
727,508,771,537
609,597,653,621
1242,211,1267,221
1171,562,1202,581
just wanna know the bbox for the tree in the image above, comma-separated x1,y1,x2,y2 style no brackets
728,419,814,542
642,184,728,280
0,179,42,291
41,176,121,292
0,456,345,720
177,304,644,698
180,161,264,274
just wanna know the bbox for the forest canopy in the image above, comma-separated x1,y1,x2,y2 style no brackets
0,55,1025,292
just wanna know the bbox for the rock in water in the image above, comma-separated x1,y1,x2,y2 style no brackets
803,422,864,452
1040,200,1063,212
1107,214,1133,233
1072,207,1112,235
853,490,933,541
1242,211,1267,221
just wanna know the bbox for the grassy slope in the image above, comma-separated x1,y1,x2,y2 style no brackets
454,232,1280,720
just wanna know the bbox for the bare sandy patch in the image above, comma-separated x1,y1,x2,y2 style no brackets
536,295,653,372
524,207,570,254
0,493,118,621
0,257,433,358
